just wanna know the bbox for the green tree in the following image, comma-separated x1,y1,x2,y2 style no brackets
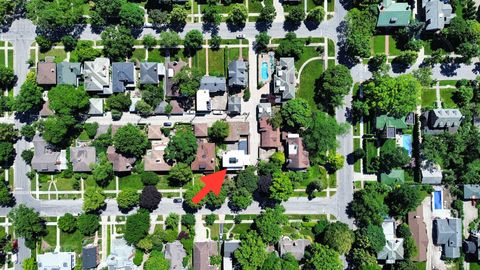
124,209,150,245
208,120,229,142
234,232,267,270
306,6,324,24
387,184,423,217
113,124,149,157
205,214,216,226
73,40,101,62
21,149,34,165
168,5,188,27
184,184,205,209
227,4,248,25
135,100,153,117
107,93,131,112
58,213,77,233
141,84,164,107
140,185,162,211
101,26,135,61
144,250,170,270
393,50,418,67
303,243,343,270
280,98,312,130
8,205,47,244
149,9,169,26
316,64,353,109
159,31,181,48
168,163,193,186
91,152,114,187
356,225,386,253
412,67,433,87
0,66,15,90
61,35,77,52
22,257,37,270
184,30,204,54
276,32,304,59
378,143,410,173
0,181,13,206
0,142,14,164
84,123,99,139
210,34,222,50
258,5,276,24
464,0,477,20
350,248,381,269
236,166,258,192
286,6,305,24
21,125,36,141
321,221,354,254
203,4,221,25
349,183,389,226
13,72,43,113
83,186,106,213
119,2,144,28
117,188,140,210
77,213,100,236
141,171,160,186
172,67,202,97
41,116,71,145
254,206,288,244
143,34,157,50
0,124,17,142
344,8,376,59
229,187,253,210
181,213,195,227
91,0,125,25
255,31,271,52
458,42,480,64
164,128,198,164
48,84,89,116
26,0,83,36
166,213,180,229
269,172,293,202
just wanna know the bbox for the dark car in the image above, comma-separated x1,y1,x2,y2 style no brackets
164,122,172,127
173,198,183,203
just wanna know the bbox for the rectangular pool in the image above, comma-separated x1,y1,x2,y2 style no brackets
402,134,412,157
433,190,442,210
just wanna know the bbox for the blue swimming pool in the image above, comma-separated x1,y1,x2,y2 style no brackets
261,62,269,81
402,134,412,157
434,190,442,210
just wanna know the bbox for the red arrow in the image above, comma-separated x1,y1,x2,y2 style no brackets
191,169,227,205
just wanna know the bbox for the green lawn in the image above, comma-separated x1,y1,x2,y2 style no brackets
440,88,457,108
470,262,480,270
439,80,457,86
192,48,207,75
298,60,324,108
119,174,143,190
371,35,386,55
306,0,322,10
55,177,78,191
39,49,67,63
231,223,252,236
388,36,401,56
353,138,361,173
248,0,263,12
227,46,241,61
208,48,227,76
147,49,166,62
60,230,85,254
327,39,335,57
0,52,5,67
131,48,146,61
42,226,57,251
327,0,334,11
421,88,437,108
365,139,377,173
283,0,304,12
7,50,13,67
295,46,322,70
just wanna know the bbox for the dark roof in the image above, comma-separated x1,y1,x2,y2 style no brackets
228,60,247,88
112,62,135,93
82,245,98,269
200,76,226,93
37,62,57,85
223,240,240,258
227,96,241,114
140,62,160,84
57,62,81,85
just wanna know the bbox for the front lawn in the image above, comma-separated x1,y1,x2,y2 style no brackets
388,36,401,56
39,49,67,63
42,226,57,251
248,0,263,12
148,49,166,62
131,48,146,61
283,0,304,12
353,138,361,173
119,174,143,190
208,48,227,76
60,230,85,254
295,46,322,70
421,88,437,108
192,48,207,75
327,39,335,57
371,35,386,55
298,59,324,108
440,88,457,108
364,139,378,174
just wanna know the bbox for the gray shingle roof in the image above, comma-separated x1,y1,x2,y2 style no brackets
274,58,296,100
82,245,98,269
423,0,455,31
88,98,104,115
434,218,461,258
164,241,186,270
227,95,241,114
57,62,81,85
228,60,247,88
84,58,111,94
154,100,169,115
278,237,311,260
200,76,226,93
140,62,161,84
464,184,480,200
31,135,61,172
70,146,96,172
112,62,135,93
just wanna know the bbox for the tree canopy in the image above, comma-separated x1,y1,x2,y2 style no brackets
124,209,150,245
140,186,162,211
226,4,248,26
254,206,288,244
315,64,353,110
321,221,354,254
13,72,43,113
208,120,229,142
8,205,47,244
48,85,89,116
276,32,304,59
303,243,343,270
234,232,267,270
172,67,202,98
113,124,149,158
165,128,198,164
280,98,312,130
83,186,106,213
101,26,135,61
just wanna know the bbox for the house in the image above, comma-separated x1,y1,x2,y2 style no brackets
70,146,96,172
37,252,76,270
223,240,240,270
193,242,218,270
106,238,137,270
200,76,226,94
227,95,241,115
423,0,455,31
408,205,428,262
225,122,249,142
191,139,216,172
82,244,99,270
107,146,136,172
37,62,57,85
273,58,296,101
228,60,248,89
169,100,184,115
375,115,408,139
463,184,480,200
155,101,169,115
196,90,211,112
148,125,164,140
164,241,187,270
31,134,67,172
144,149,171,172
434,218,461,258
222,150,251,171
259,117,281,149
140,62,164,84
112,62,135,93
464,235,480,261
285,133,309,170
422,109,464,134
57,62,82,86
377,0,411,27
194,123,208,138
421,160,442,184
380,169,405,186
167,61,187,97
257,103,272,119
377,218,404,264
278,236,311,261
88,98,104,116
84,58,111,94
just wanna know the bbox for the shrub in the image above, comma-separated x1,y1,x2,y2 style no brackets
141,171,160,186
133,249,144,266
84,123,99,138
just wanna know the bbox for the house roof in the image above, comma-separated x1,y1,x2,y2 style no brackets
273,58,296,100
278,237,311,261
285,134,309,170
193,242,218,270
106,146,136,172
164,241,186,270
421,160,442,184
225,122,249,142
144,149,171,172
148,125,163,140
200,76,227,93
464,184,480,200
57,62,81,85
380,169,405,185
377,0,412,27
423,0,455,31
166,61,187,97
228,60,247,88
434,218,461,258
106,238,136,270
378,218,404,264
194,123,208,137
112,62,135,93
140,62,161,84
191,139,216,172
37,62,57,85
82,245,98,269
170,100,184,115
88,98,104,115
70,146,96,172
223,240,240,258
257,103,272,119
227,95,241,114
430,109,463,128
84,58,111,93
31,134,62,172
222,150,251,170
197,89,211,112
154,101,169,115
375,115,408,130
259,117,281,149
37,252,76,270
408,205,428,261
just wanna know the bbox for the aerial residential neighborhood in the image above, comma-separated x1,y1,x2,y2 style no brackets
0,0,480,269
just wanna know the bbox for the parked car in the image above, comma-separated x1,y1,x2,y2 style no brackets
173,198,183,203
236,34,245,39
163,122,172,127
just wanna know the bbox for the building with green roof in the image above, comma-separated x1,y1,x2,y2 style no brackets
376,115,408,138
380,169,405,185
377,0,412,27
57,62,82,86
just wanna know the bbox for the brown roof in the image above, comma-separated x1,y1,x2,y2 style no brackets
193,242,218,270
259,117,281,149
106,146,136,172
37,62,57,85
408,205,428,262
166,61,187,97
225,122,249,142
170,100,184,115
194,123,208,138
285,135,309,170
191,140,216,172
148,125,163,140
39,101,54,117
144,149,171,172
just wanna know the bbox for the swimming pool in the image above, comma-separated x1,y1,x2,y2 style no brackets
402,134,412,157
433,190,442,210
261,61,269,81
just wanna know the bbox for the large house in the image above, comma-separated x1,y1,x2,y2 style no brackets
57,62,82,86
200,76,226,94
37,252,76,270
112,62,135,93
140,62,165,84
193,242,218,270
70,146,96,172
37,61,57,86
377,0,411,27
31,134,67,172
258,117,281,149
377,218,404,264
191,139,216,172
422,0,455,31
164,241,187,270
284,133,309,171
408,205,428,262
228,60,248,89
107,146,136,172
278,236,311,261
422,109,464,134
434,218,461,258
227,95,241,115
375,115,408,139
84,58,111,94
273,58,296,101
106,239,137,269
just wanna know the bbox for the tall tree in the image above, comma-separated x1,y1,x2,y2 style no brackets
234,232,267,270
172,67,202,97
101,26,135,61
269,172,293,202
321,221,354,254
8,205,47,245
83,186,106,213
168,163,193,186
280,98,312,130
13,72,43,113
254,206,288,244
140,186,162,211
164,128,198,164
124,209,150,245
227,4,248,26
184,30,204,54
315,64,353,110
48,84,89,116
208,120,229,142
113,124,149,157
91,153,114,187
303,243,343,270
386,184,423,217
119,2,144,29
349,183,389,226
